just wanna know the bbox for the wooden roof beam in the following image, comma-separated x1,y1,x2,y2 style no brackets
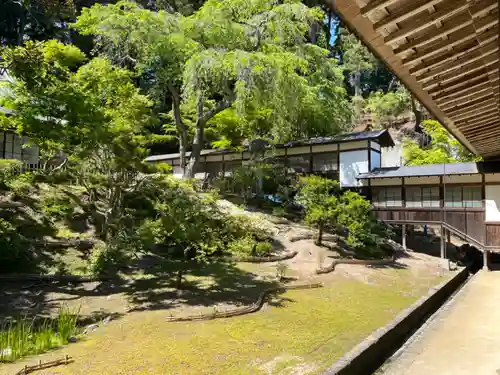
441,90,497,111
446,98,498,117
374,0,445,32
421,54,499,89
360,0,400,16
457,113,500,129
465,124,500,139
433,75,498,101
436,83,494,106
461,119,500,132
409,40,487,76
470,137,500,147
402,24,497,67
384,0,469,44
428,68,498,96
450,105,498,122
416,40,499,82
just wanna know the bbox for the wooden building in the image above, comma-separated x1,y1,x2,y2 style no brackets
358,162,500,268
144,129,395,187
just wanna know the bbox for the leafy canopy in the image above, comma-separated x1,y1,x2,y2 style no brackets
403,120,481,166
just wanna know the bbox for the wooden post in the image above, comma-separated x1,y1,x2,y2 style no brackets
440,225,445,259
483,249,489,271
447,229,451,244
402,224,407,251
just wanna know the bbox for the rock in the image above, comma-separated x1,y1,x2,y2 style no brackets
83,323,99,334
102,315,112,325
0,347,12,357
68,336,78,343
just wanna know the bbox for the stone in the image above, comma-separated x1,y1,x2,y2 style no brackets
83,323,99,334
102,315,112,325
68,336,78,343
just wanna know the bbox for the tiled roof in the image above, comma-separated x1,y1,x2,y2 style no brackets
358,162,500,179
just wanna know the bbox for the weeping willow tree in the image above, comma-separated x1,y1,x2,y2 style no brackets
74,0,353,178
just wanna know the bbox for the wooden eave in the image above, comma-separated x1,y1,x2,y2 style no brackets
333,0,500,158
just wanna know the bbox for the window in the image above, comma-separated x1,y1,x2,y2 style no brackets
372,187,402,207
422,187,440,207
405,186,440,207
445,186,482,208
405,187,422,208
312,153,338,172
287,155,310,173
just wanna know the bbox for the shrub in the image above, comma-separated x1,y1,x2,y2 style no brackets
296,176,340,245
228,236,257,255
0,218,31,273
86,240,129,276
254,241,273,256
0,159,22,191
39,192,75,221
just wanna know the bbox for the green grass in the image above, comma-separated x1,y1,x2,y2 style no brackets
9,269,447,375
0,304,80,363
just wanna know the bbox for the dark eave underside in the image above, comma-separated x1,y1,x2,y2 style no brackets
333,0,500,159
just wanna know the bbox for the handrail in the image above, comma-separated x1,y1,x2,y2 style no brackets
441,221,485,250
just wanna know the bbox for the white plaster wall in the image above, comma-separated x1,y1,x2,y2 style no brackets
405,176,441,185
205,154,223,162
381,144,403,168
486,185,500,222
339,150,368,187
370,150,381,171
287,146,310,155
485,174,500,183
370,141,381,151
224,153,241,161
339,140,368,150
443,174,482,184
370,177,403,186
311,144,338,153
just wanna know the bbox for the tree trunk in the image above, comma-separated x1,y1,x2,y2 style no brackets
176,267,184,289
309,22,319,44
170,87,188,174
353,71,362,97
315,222,324,246
411,96,422,132
186,119,203,178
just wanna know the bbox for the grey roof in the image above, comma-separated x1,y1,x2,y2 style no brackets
144,129,394,162
358,162,500,179
279,129,394,148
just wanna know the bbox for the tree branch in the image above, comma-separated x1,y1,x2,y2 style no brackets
199,98,233,125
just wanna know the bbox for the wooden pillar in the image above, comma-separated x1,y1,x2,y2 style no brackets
402,224,407,251
483,249,489,271
440,225,445,259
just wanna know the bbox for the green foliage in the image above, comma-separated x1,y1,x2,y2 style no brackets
74,0,353,176
255,241,273,256
403,120,481,166
0,218,30,273
228,236,258,256
365,87,409,127
0,304,80,363
0,160,22,191
38,192,75,221
296,176,340,244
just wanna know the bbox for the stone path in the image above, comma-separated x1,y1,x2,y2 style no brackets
380,270,500,375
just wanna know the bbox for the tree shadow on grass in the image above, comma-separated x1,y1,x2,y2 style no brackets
126,260,282,312
0,259,286,321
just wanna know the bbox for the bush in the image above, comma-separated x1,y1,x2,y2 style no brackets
228,236,257,255
0,218,31,273
86,240,129,276
0,159,22,191
39,192,75,221
7,172,35,196
254,241,273,256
